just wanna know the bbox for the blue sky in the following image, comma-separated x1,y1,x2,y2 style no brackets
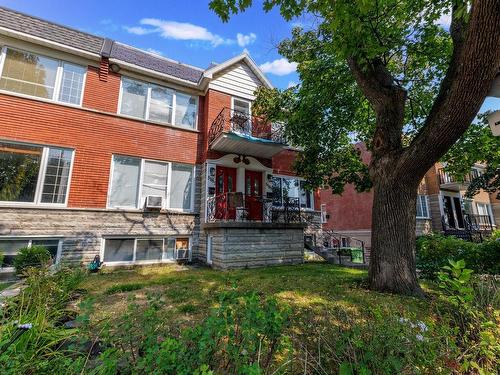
1,0,498,111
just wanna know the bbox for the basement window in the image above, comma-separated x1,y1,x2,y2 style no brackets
0,140,74,206
103,237,191,264
0,237,62,267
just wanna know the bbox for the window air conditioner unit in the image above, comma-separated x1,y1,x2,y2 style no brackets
145,195,163,209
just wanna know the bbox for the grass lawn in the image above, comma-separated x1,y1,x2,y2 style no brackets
81,262,434,328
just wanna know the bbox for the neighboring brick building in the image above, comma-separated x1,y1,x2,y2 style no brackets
0,7,321,270
321,145,497,250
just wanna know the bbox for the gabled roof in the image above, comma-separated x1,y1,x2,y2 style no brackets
0,6,272,90
203,52,274,89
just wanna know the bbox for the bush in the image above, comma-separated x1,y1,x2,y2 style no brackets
0,267,86,374
13,245,52,275
416,234,500,279
0,250,4,267
89,290,291,374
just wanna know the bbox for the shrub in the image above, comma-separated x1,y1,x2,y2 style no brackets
436,260,499,373
89,290,291,374
0,250,4,267
13,245,52,275
0,267,86,374
416,233,499,279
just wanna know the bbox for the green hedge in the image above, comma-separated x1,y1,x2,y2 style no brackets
13,245,52,275
416,233,500,279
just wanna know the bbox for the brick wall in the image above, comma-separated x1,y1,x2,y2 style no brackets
0,93,200,208
82,66,121,113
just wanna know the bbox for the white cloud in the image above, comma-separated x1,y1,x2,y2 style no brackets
127,18,231,46
259,58,297,76
124,26,155,35
287,81,297,88
236,32,256,47
146,48,163,56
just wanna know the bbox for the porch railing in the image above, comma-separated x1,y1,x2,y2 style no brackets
206,192,312,224
208,108,286,145
438,168,478,185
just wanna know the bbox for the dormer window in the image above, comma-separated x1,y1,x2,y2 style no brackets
0,47,86,105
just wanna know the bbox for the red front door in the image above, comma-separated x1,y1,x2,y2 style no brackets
215,166,237,219
245,170,263,220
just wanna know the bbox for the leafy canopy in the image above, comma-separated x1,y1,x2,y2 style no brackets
209,0,472,193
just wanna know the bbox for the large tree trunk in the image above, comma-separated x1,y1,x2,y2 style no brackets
368,166,423,296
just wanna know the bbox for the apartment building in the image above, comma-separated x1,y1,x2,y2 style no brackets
0,7,322,271
321,144,498,250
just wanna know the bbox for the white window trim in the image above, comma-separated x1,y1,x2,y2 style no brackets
117,76,198,130
0,46,87,107
0,140,75,208
476,202,494,224
100,236,192,265
272,174,315,211
231,96,252,116
0,236,63,272
107,154,195,213
416,195,431,219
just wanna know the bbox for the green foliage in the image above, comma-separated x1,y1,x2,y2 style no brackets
296,307,452,374
436,260,499,374
0,267,86,374
416,234,499,278
13,245,52,275
209,0,458,193
0,250,4,267
88,289,291,374
104,282,145,295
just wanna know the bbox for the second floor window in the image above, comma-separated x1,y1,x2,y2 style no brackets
0,47,86,105
119,77,198,129
0,141,73,205
108,155,194,211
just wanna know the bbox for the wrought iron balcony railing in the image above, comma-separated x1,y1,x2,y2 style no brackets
438,168,480,185
206,192,311,224
208,108,286,145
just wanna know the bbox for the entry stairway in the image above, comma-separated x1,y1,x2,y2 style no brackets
304,230,368,267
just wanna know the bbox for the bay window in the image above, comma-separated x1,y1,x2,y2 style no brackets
0,47,86,105
108,155,194,211
103,237,191,264
119,77,198,129
272,176,314,209
0,141,73,205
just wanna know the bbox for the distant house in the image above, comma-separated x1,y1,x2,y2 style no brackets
0,7,322,271
321,144,498,257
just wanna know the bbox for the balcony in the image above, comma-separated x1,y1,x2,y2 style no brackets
438,168,478,190
206,192,316,224
208,108,287,159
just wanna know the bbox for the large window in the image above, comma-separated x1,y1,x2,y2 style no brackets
0,47,86,105
0,141,73,205
272,176,314,209
416,195,430,218
0,238,61,267
119,77,198,129
108,155,194,211
103,237,190,264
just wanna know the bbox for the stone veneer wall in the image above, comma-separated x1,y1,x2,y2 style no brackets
203,222,305,269
0,165,202,265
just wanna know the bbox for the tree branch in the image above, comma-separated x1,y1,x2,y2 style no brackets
399,0,500,181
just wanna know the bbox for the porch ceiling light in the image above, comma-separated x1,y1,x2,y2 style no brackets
233,155,241,163
243,157,250,165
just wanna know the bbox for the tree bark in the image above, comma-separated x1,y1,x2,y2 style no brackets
368,161,423,296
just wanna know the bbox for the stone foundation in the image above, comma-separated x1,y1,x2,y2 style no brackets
202,222,305,269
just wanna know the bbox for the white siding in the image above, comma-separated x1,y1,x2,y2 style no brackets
208,63,262,100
